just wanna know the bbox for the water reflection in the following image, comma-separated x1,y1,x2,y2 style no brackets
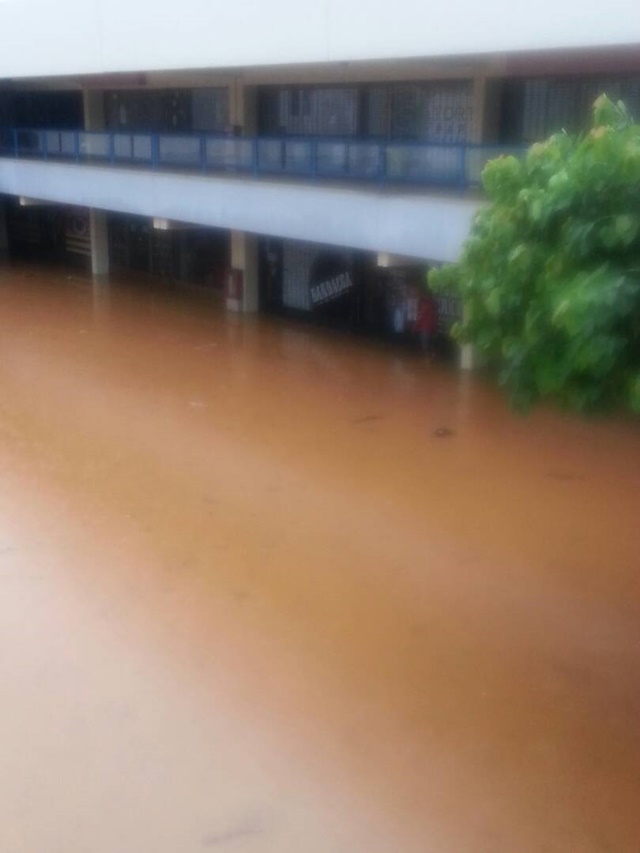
91,274,111,324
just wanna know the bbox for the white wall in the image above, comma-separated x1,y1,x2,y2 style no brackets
0,0,639,79
0,159,480,262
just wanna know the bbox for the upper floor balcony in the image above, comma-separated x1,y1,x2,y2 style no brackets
0,126,525,263
0,127,523,193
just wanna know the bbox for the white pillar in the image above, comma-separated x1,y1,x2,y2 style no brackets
228,230,258,313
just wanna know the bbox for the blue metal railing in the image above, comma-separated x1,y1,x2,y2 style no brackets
0,126,525,189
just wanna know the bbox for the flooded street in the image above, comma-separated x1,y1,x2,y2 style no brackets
0,261,639,852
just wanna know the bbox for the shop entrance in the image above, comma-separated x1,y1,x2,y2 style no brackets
258,237,461,358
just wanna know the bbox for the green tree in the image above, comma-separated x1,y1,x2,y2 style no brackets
430,96,640,413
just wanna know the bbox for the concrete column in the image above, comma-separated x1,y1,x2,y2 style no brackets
83,89,105,133
228,230,258,313
471,76,488,145
229,78,257,136
0,199,8,260
459,77,496,371
89,209,109,277
92,270,111,326
83,90,110,278
480,79,504,144
460,343,480,371
471,74,503,144
459,306,485,371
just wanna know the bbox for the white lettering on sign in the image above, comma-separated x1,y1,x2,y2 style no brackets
310,272,354,306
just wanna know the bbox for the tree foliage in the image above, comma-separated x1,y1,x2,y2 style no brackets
430,96,640,413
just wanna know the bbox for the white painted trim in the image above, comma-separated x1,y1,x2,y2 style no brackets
0,159,482,262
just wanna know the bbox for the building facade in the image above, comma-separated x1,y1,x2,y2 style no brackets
1,0,640,361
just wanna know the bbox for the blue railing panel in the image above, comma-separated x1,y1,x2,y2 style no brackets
315,140,383,179
0,125,526,190
257,138,313,176
349,142,383,179
158,134,200,167
16,129,41,157
316,141,348,176
79,132,110,161
284,140,313,174
112,133,133,161
132,134,152,163
386,143,466,186
256,139,282,173
206,137,253,172
44,130,76,159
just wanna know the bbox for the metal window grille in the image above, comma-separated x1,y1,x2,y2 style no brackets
191,88,229,133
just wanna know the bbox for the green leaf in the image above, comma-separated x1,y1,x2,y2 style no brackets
440,96,640,415
629,374,640,412
613,214,640,246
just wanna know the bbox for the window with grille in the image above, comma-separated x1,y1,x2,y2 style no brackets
509,75,640,143
192,88,229,133
258,81,473,142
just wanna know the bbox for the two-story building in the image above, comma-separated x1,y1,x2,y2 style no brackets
1,1,640,364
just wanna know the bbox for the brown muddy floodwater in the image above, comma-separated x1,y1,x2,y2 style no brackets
0,261,639,853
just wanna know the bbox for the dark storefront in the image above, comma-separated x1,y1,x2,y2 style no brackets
259,237,461,354
5,200,91,268
108,213,229,288
5,206,229,288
